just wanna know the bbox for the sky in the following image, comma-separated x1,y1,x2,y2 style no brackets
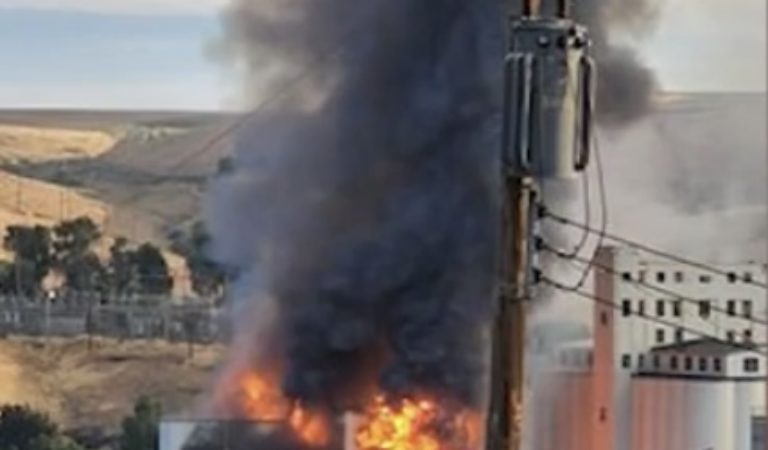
0,0,764,110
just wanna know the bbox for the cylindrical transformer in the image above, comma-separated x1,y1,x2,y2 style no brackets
502,18,595,179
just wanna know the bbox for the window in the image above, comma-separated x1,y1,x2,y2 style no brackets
656,271,666,283
653,355,660,369
638,354,645,369
622,299,632,317
674,271,684,283
727,272,737,283
713,358,722,372
744,358,760,373
621,354,631,369
744,329,753,343
744,272,753,283
638,270,646,283
699,300,711,319
698,357,708,371
699,274,712,283
727,300,737,316
672,300,682,317
727,330,735,342
656,300,666,317
684,356,693,371
742,300,753,318
675,328,684,343
638,300,646,316
656,329,665,344
670,355,679,370
621,272,632,281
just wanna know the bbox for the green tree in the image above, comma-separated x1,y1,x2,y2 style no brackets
0,405,58,450
3,225,52,296
51,217,104,293
133,244,173,296
119,397,162,450
107,237,136,298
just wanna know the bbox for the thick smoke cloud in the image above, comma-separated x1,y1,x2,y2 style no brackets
208,0,504,414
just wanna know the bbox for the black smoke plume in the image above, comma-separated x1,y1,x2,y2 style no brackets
207,0,504,422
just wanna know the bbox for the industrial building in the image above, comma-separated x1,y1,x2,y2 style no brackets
534,246,767,450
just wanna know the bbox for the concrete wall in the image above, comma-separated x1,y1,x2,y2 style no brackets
631,377,764,450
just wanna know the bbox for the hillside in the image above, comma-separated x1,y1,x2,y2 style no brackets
0,337,224,429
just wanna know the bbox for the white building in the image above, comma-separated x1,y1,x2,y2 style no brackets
533,246,767,450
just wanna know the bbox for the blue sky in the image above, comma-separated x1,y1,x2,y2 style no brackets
0,0,764,110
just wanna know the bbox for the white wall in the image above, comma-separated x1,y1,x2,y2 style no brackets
630,378,763,450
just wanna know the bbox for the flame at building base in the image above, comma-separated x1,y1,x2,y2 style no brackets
217,368,484,450
355,395,483,450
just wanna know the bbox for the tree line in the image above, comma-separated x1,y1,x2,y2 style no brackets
0,217,228,301
0,397,162,450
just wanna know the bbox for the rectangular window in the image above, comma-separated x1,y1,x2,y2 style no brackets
621,354,631,369
744,272,753,283
672,300,682,317
670,356,679,370
727,272,737,283
656,328,665,344
638,271,646,283
621,299,632,317
699,274,712,283
684,357,693,371
744,358,760,373
713,358,722,372
698,357,708,371
699,300,711,319
727,300,737,316
727,330,735,342
656,300,666,317
742,300,753,318
744,329,753,343
675,328,684,343
638,300,646,316
656,271,666,283
638,354,645,368
621,272,632,281
653,355,660,369
674,271,684,282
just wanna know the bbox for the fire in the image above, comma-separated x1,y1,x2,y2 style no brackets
355,395,483,450
236,371,331,447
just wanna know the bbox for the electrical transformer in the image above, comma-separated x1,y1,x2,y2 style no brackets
503,17,595,179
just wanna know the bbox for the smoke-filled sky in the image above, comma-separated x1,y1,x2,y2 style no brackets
0,0,763,109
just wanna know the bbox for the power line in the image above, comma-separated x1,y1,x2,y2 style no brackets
540,243,768,328
539,208,768,290
539,274,768,357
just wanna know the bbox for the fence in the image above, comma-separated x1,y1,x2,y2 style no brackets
0,294,226,343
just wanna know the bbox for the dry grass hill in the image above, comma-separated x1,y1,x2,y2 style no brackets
0,337,224,429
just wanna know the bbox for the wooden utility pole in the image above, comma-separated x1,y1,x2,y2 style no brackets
486,0,594,449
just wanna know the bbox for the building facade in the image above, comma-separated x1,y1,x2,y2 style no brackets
533,246,767,450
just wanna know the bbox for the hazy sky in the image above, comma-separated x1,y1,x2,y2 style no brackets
0,0,764,110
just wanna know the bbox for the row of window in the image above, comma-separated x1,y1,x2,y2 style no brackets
621,354,761,373
650,327,752,345
621,299,754,319
621,270,755,284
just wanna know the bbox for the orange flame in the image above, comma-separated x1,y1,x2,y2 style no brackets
355,395,483,450
236,371,331,447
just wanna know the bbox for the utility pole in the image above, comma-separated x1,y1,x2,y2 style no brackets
486,1,595,449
